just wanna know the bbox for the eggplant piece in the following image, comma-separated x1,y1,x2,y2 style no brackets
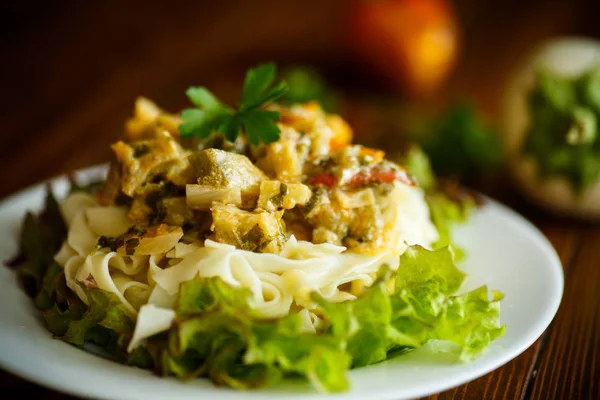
112,133,194,197
125,97,182,142
186,185,242,210
189,148,267,194
161,197,195,227
210,203,286,253
254,126,310,182
97,161,123,206
257,181,311,212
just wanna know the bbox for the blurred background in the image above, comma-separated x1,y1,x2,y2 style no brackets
0,0,600,399
3,2,600,397
1,0,600,202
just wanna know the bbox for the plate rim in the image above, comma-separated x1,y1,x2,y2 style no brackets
0,164,565,400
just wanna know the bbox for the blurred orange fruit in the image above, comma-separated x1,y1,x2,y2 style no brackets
346,0,460,98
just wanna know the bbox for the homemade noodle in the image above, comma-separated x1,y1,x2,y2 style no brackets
55,176,438,348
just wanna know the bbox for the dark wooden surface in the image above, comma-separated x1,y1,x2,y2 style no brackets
1,1,600,399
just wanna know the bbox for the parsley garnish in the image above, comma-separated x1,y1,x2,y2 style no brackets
179,62,288,145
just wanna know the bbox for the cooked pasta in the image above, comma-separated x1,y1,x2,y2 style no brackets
46,93,445,354
54,175,438,340
7,65,506,395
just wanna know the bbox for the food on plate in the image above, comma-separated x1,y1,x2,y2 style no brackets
502,36,600,218
5,63,505,393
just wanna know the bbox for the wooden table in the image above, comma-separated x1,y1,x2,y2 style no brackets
1,1,599,399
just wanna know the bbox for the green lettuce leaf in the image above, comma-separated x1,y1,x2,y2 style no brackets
399,145,476,261
127,344,155,369
41,269,87,336
246,313,350,392
7,183,503,393
312,270,395,367
392,246,505,361
142,248,504,393
434,286,505,361
40,282,133,362
164,311,283,389
177,275,256,315
43,302,85,336
401,145,437,190
5,185,67,297
160,277,350,392
426,191,474,261
311,246,504,368
62,288,133,346
34,262,62,310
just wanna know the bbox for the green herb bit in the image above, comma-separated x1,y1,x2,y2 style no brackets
179,62,289,146
279,66,340,112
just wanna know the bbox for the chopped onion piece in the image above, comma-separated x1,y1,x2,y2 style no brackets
186,184,242,210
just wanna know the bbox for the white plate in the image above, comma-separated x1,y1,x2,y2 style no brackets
0,165,563,400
